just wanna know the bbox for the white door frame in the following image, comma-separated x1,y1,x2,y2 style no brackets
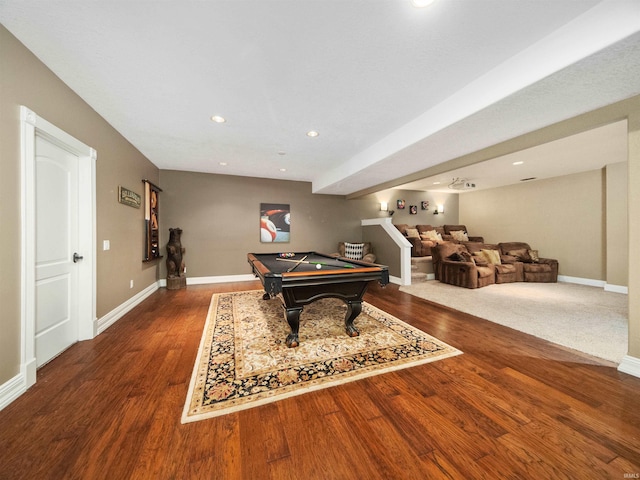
20,106,97,388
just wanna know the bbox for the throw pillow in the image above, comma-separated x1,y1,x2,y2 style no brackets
507,248,530,262
528,249,540,263
405,228,420,238
420,230,442,242
471,252,489,266
450,230,469,242
459,251,473,263
344,242,365,260
481,249,502,265
421,229,443,242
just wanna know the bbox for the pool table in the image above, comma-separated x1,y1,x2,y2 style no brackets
247,252,389,347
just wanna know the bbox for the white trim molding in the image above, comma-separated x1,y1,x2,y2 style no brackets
0,374,27,412
96,282,159,334
20,106,97,391
604,284,628,294
558,275,605,288
559,275,628,294
158,274,256,288
618,355,640,378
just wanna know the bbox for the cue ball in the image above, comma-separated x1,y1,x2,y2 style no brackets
316,264,322,269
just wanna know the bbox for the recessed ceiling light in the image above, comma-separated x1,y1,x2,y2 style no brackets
219,162,227,166
513,161,524,165
280,168,287,172
411,0,436,7
211,115,226,123
306,130,319,137
433,181,441,185
278,151,286,156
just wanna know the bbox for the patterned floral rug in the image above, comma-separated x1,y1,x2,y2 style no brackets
182,290,461,422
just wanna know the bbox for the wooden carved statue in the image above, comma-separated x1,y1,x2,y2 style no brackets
166,228,186,289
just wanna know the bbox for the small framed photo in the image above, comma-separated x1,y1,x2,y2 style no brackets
410,205,417,215
397,199,405,209
421,201,429,210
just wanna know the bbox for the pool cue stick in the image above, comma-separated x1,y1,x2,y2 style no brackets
276,257,356,269
287,255,307,272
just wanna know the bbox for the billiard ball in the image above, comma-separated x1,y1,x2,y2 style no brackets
260,218,277,242
316,264,322,269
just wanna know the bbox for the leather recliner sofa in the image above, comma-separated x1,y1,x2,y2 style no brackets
432,240,558,288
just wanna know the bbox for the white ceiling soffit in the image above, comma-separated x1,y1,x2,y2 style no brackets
1,0,639,196
395,119,629,193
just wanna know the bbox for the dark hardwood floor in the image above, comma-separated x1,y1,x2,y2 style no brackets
1,281,639,479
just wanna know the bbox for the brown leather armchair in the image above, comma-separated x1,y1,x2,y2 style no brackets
498,242,558,282
443,225,484,243
432,242,495,289
394,224,445,257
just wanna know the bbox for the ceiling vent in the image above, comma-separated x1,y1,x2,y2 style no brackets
448,178,476,190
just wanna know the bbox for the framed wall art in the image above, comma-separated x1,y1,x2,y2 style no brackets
260,203,290,243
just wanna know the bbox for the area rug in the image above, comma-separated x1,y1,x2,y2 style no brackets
182,290,461,422
400,281,627,363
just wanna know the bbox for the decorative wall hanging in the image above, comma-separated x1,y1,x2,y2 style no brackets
421,201,429,210
118,186,141,208
410,205,417,215
397,199,405,209
260,203,290,243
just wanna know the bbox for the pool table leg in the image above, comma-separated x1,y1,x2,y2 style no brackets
284,307,303,348
344,301,361,337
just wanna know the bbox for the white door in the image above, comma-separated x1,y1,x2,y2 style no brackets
34,135,80,366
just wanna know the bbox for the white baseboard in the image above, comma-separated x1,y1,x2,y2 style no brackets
188,274,256,285
0,373,27,412
604,284,628,294
558,275,606,288
618,355,640,378
158,274,256,287
559,275,628,294
96,282,159,334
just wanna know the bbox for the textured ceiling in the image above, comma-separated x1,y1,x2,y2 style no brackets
1,0,640,196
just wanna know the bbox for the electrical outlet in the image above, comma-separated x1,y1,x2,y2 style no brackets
130,279,134,289
103,240,110,251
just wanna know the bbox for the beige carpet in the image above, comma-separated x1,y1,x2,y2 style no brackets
182,290,461,422
400,280,628,364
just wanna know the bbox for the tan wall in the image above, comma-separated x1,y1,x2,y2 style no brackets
157,170,375,278
369,188,460,227
606,162,629,287
0,25,159,384
459,170,608,280
363,225,400,277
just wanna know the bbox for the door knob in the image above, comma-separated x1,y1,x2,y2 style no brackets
73,252,84,263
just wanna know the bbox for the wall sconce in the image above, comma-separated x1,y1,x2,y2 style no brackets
433,204,444,215
380,201,394,216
